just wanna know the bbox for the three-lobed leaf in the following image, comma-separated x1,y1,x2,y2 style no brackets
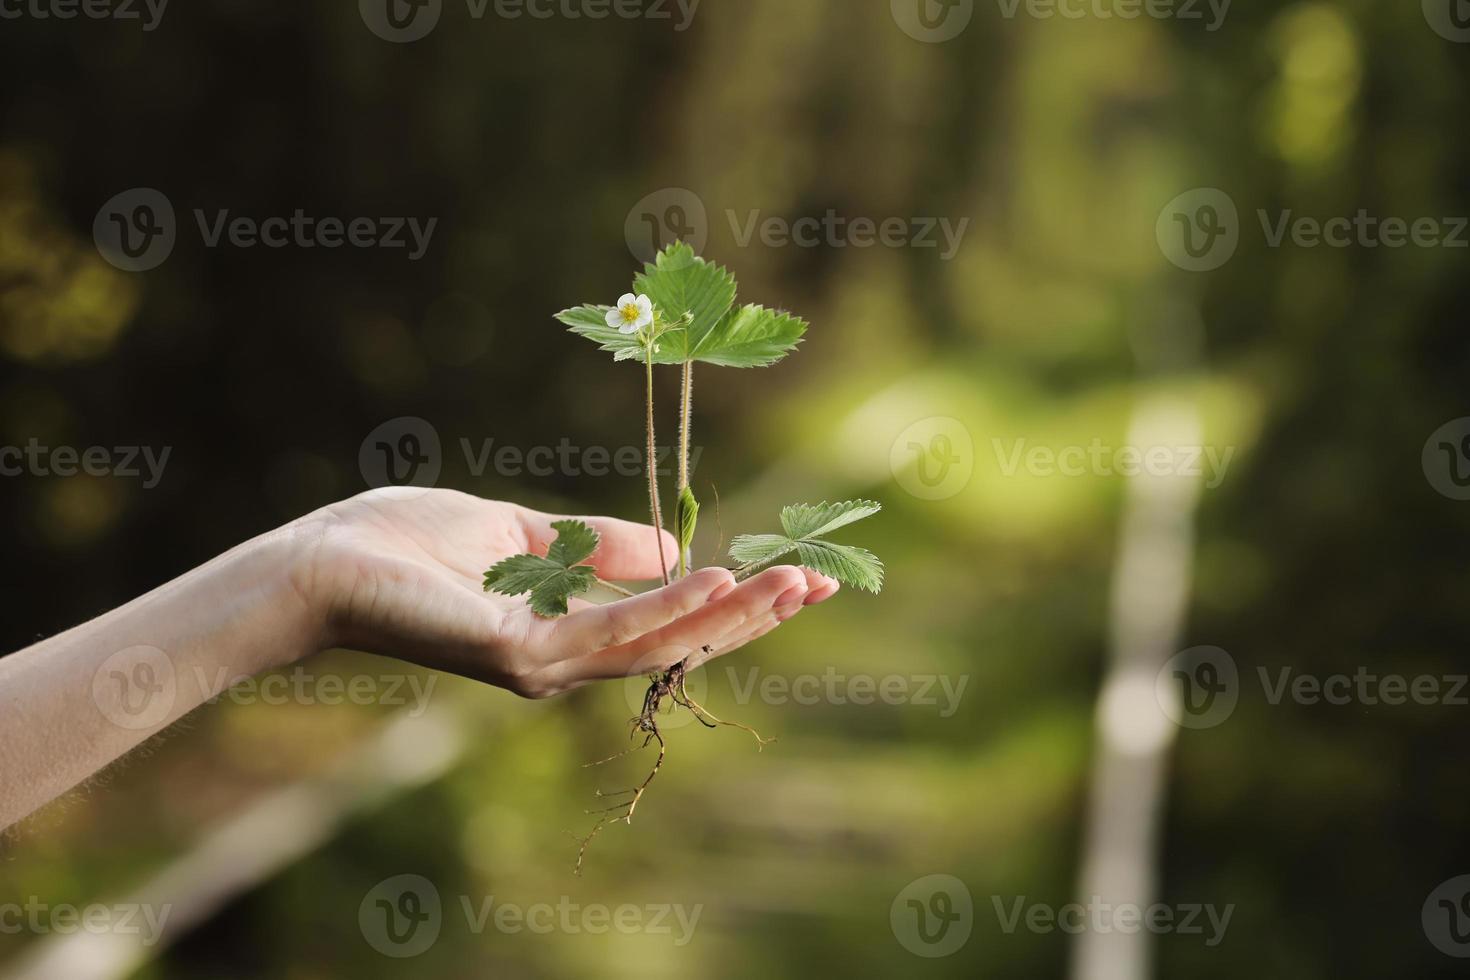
484,519,600,618
729,499,884,593
555,243,807,369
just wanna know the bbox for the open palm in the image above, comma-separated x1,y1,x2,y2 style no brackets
298,488,837,699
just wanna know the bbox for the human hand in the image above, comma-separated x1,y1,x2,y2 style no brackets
294,489,839,699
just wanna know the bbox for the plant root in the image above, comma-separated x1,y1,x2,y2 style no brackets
570,651,774,874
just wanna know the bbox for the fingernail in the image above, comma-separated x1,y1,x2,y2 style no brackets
775,585,808,608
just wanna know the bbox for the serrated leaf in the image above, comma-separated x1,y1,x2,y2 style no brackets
793,540,884,594
484,519,601,618
555,244,806,369
691,304,807,368
780,499,882,540
729,500,884,594
555,305,680,364
633,242,737,360
728,533,797,567
546,518,598,566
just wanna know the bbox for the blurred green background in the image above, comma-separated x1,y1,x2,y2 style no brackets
2,0,1468,977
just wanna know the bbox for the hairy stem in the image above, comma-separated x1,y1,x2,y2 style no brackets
676,360,694,578
645,344,669,586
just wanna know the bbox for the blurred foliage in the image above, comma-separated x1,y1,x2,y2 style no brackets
2,1,1468,978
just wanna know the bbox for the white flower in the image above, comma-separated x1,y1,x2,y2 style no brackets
606,293,654,335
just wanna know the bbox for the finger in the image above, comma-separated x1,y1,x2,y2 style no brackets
517,508,678,581
686,612,785,670
566,566,808,682
798,568,839,605
549,567,736,660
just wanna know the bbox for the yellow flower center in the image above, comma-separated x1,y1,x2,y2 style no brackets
621,304,640,323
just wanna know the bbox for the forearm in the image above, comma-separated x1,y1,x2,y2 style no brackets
0,526,322,830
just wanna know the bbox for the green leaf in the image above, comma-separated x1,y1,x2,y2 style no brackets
780,499,882,540
675,485,700,563
793,541,884,594
728,533,796,567
691,304,807,368
729,500,885,593
555,244,806,369
484,519,601,618
633,242,737,360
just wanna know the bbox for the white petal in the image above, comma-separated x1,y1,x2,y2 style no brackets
635,295,653,316
617,293,638,309
635,311,654,329
605,309,623,329
618,323,641,335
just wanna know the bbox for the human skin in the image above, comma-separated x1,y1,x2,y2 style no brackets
0,488,837,830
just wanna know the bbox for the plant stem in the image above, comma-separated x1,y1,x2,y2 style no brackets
645,343,669,586
675,360,694,578
596,579,637,599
